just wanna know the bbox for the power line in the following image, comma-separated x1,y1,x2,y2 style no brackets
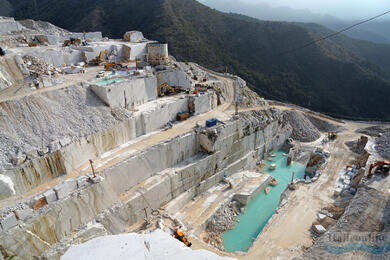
272,10,390,57
251,85,390,122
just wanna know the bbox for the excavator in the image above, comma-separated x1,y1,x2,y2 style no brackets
63,38,81,47
157,83,180,97
367,160,390,178
89,50,108,66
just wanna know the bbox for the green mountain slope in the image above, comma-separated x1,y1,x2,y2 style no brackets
8,0,390,120
301,23,390,75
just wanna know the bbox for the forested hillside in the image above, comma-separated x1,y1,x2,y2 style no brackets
6,0,390,119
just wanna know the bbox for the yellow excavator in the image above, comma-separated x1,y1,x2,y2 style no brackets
89,50,108,66
158,83,180,97
63,38,81,47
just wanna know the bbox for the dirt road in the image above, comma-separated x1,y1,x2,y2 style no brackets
190,104,390,260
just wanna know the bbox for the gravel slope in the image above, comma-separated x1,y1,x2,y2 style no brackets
0,85,127,169
282,110,321,142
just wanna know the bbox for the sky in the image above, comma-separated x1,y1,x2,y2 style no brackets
241,0,390,20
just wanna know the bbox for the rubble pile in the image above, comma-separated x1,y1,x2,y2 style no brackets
282,110,321,142
23,55,60,76
302,187,390,259
345,136,368,154
306,115,340,132
19,19,68,35
205,201,242,249
207,201,241,234
356,125,390,137
305,149,328,178
376,130,390,160
0,86,120,169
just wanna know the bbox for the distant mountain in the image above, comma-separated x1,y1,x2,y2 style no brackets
5,0,390,119
324,20,390,44
0,0,13,16
299,23,390,75
200,0,390,44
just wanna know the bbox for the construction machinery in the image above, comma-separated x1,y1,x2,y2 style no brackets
195,83,210,93
206,118,217,128
176,112,189,121
328,132,337,140
28,42,38,47
162,121,173,131
157,83,180,97
367,161,390,178
104,63,128,71
89,50,108,66
173,229,192,247
63,38,81,47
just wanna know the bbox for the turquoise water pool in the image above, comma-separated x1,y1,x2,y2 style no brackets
95,78,126,86
222,150,306,252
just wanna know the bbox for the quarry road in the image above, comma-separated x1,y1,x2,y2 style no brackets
3,73,243,207
241,120,385,259
0,66,101,103
189,109,390,260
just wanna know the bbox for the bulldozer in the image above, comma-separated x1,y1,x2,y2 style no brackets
367,161,390,178
157,83,180,97
63,38,81,47
328,132,337,140
88,50,108,66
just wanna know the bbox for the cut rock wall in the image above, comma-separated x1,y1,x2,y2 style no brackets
0,90,217,198
156,69,192,89
91,75,158,108
0,108,291,259
0,17,24,34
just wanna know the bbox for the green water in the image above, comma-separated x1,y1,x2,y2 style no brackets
95,78,126,86
222,150,306,252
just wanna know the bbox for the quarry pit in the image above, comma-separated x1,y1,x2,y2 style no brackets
1,16,390,260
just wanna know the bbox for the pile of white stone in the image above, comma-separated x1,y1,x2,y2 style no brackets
23,55,60,76
334,165,358,196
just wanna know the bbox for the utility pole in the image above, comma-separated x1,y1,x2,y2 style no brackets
89,159,96,178
143,207,148,218
234,78,238,116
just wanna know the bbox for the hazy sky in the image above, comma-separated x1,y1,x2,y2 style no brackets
242,0,390,20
